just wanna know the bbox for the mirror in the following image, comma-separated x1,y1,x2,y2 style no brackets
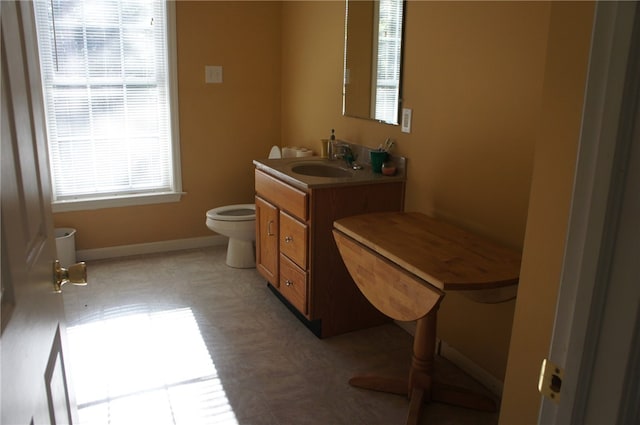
343,0,405,125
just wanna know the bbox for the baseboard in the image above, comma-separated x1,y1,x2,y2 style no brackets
76,235,228,262
393,320,503,398
438,339,504,398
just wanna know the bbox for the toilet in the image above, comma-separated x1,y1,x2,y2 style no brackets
206,145,282,269
206,204,256,268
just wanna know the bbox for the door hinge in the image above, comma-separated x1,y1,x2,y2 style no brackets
538,358,563,403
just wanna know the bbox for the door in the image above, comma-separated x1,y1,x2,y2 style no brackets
1,1,77,424
538,2,640,423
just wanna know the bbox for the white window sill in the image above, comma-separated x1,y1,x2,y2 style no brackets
52,192,184,213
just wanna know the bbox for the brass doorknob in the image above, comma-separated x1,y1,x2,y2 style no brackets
53,260,87,293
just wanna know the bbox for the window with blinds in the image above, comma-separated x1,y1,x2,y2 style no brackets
34,0,181,211
374,0,403,124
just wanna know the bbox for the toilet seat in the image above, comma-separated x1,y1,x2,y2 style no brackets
206,204,256,222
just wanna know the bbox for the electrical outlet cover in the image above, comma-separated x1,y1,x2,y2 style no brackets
401,108,412,133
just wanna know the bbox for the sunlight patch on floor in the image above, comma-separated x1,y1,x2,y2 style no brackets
66,306,238,425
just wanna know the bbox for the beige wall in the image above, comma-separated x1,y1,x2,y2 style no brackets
54,0,596,418
53,1,282,249
281,0,550,381
499,2,594,423
281,0,593,416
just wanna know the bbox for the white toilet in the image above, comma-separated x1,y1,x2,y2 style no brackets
206,204,256,268
205,145,282,269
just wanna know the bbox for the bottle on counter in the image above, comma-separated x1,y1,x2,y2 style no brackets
328,129,336,159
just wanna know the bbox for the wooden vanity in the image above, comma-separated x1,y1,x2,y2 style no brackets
254,164,406,337
333,212,521,425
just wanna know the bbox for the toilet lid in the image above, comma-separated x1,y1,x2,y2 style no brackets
206,204,256,221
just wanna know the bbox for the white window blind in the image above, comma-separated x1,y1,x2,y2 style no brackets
34,0,180,209
374,0,403,123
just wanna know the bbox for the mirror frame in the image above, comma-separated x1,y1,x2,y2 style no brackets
343,0,406,125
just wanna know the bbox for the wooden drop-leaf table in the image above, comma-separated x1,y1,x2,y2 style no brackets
333,212,521,425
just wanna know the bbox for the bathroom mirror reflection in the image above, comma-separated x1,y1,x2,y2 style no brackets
343,0,405,125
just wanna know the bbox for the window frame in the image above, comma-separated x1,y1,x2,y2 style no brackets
33,1,183,213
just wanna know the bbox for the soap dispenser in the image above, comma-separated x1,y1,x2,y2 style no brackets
328,129,336,160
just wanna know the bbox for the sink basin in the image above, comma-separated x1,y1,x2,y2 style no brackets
291,163,353,178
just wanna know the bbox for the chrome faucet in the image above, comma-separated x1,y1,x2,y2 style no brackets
329,140,362,169
330,141,352,162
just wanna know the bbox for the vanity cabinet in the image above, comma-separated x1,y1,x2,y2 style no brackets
255,168,405,337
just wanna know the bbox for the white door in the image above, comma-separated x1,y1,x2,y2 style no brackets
539,1,640,423
1,1,77,424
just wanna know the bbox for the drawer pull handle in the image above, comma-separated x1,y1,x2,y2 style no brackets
285,279,293,286
267,220,274,236
284,236,293,243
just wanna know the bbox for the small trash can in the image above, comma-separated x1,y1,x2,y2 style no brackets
55,228,76,267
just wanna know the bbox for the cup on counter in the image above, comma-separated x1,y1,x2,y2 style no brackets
381,160,397,176
370,150,388,173
320,139,329,158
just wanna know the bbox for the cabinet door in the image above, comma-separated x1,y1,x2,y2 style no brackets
255,196,279,285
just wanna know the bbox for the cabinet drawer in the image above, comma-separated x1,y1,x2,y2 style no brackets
279,255,308,315
280,211,308,269
255,169,308,220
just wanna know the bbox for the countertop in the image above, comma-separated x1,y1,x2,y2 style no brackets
253,156,406,191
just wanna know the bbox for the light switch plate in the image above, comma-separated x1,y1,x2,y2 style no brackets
205,66,223,84
401,108,412,133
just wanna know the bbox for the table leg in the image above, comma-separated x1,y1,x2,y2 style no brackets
348,375,408,395
405,309,438,423
349,308,497,425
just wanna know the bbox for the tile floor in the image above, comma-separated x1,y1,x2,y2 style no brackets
62,246,499,425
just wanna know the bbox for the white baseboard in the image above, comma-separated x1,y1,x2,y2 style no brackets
438,339,504,398
76,235,228,262
394,320,503,398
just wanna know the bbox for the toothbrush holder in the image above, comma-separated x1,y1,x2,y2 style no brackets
370,151,388,173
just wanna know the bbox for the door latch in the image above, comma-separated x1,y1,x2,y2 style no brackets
538,358,563,403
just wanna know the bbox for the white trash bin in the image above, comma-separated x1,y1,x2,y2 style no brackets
55,228,76,267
